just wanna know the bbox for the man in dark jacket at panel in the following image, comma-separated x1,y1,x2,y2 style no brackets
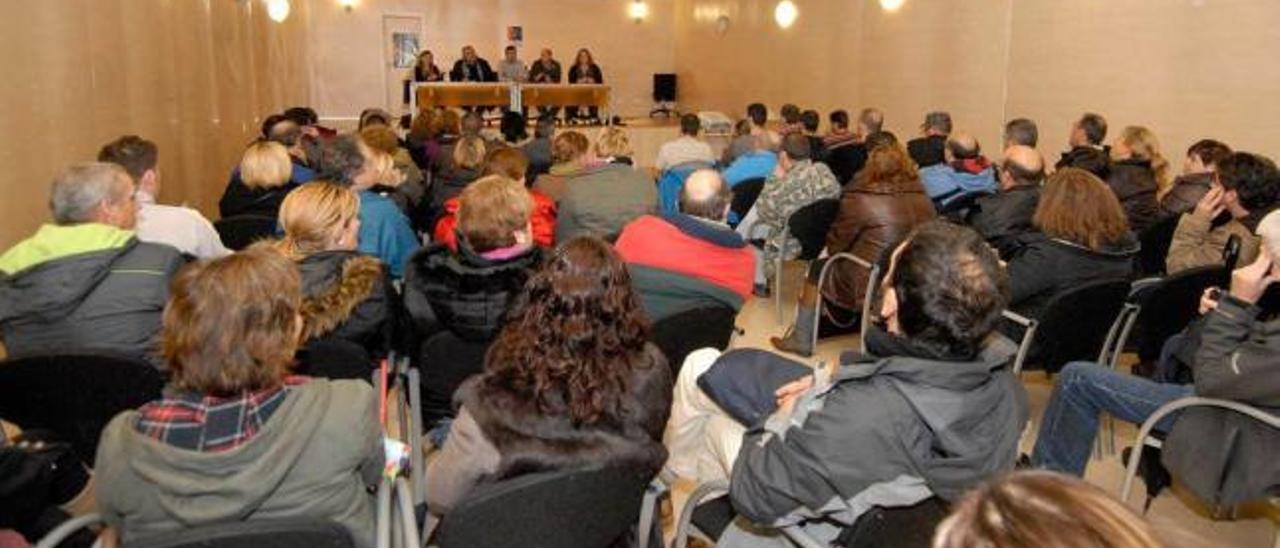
615,170,755,320
0,163,185,364
968,145,1044,258
1030,216,1280,480
665,221,1028,546
907,111,951,168
1056,112,1111,179
449,45,497,82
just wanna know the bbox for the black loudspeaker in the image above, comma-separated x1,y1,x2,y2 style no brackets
653,74,677,102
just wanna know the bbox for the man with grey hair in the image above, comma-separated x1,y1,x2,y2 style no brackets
615,170,756,319
0,162,185,363
919,131,997,208
968,145,1045,257
908,111,952,168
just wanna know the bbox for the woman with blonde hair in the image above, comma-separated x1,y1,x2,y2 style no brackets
1006,168,1138,320
219,140,300,219
933,471,1166,548
431,135,488,217
594,126,634,166
269,181,396,372
1108,125,1170,232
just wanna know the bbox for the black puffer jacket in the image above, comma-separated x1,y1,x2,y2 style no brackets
296,250,398,359
1108,158,1163,233
967,185,1041,259
1055,145,1111,179
402,236,542,343
1005,232,1139,319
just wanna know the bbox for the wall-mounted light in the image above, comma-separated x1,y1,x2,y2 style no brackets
774,1,798,29
339,0,358,12
880,0,905,12
266,0,290,22
628,1,649,23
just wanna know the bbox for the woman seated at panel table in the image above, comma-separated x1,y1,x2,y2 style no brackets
566,48,604,124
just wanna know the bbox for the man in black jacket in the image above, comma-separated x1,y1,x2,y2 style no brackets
968,145,1044,258
0,163,185,364
1056,112,1110,179
907,111,951,168
1030,230,1280,476
449,45,497,82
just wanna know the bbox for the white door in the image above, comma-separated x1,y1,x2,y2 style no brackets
382,14,424,115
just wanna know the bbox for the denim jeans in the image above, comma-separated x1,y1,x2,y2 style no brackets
1030,361,1194,476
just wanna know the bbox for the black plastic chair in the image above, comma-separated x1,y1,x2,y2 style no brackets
214,215,278,250
651,305,739,373
434,466,658,548
772,198,842,322
728,178,767,228
1024,279,1132,375
937,190,992,224
295,337,377,381
1136,214,1181,276
415,330,491,429
1131,265,1228,365
0,354,163,465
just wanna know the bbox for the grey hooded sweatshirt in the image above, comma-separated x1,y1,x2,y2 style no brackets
94,379,384,547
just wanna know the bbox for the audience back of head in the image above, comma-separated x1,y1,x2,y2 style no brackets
1186,139,1231,172
240,141,293,190
484,147,531,183
596,126,633,159
780,133,812,162
1034,168,1129,251
747,103,768,127
1004,118,1039,148
1076,112,1108,146
97,136,158,184
1217,152,1280,212
456,175,533,253
859,108,885,135
552,131,590,166
50,162,137,227
679,170,731,222
680,113,701,137
829,110,850,131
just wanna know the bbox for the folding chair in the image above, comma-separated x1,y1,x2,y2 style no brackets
651,304,740,374
812,252,880,355
768,198,841,323
1135,213,1181,277
729,177,767,228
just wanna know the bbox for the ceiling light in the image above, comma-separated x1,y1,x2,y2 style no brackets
339,0,358,12
628,1,649,22
266,0,290,23
880,0,905,11
774,1,798,29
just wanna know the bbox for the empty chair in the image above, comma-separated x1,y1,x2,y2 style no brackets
728,177,767,227
771,198,841,321
1023,279,1132,374
215,215,278,250
434,466,657,548
0,354,163,465
651,305,738,373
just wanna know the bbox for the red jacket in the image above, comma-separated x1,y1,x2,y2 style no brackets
434,190,558,250
615,214,755,301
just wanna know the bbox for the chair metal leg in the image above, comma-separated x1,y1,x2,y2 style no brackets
774,252,785,324
673,480,730,548
406,367,426,506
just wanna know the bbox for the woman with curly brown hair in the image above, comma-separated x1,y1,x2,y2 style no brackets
772,136,936,357
424,237,672,517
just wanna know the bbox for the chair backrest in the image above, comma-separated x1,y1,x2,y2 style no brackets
436,466,653,548
128,517,354,548
214,215,278,251
1133,265,1229,363
729,178,767,223
651,305,738,373
937,190,991,223
416,330,491,428
0,354,163,465
1032,280,1132,374
836,496,951,548
1136,214,1181,276
295,337,376,381
1223,233,1243,271
786,198,841,260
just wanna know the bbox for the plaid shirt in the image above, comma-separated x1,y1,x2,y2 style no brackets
134,377,309,453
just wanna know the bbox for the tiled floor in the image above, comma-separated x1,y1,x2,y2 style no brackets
701,263,1277,547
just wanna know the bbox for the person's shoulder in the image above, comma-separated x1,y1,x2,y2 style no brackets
124,239,187,265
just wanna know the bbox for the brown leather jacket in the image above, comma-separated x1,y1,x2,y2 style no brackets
822,178,935,311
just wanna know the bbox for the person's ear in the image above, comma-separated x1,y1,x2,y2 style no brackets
293,313,306,343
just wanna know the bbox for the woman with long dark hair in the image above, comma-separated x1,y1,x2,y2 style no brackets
413,50,443,82
425,237,671,516
566,48,604,123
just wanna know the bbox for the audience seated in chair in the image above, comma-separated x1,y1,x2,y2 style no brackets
263,182,398,366
554,128,656,242
933,471,1165,548
1161,138,1232,217
967,145,1045,258
665,221,1027,546
615,170,755,320
359,124,427,223
531,130,590,202
772,137,935,357
919,131,997,208
94,249,383,547
435,147,557,250
594,125,635,167
820,110,864,185
656,114,716,172
426,237,671,516
422,109,463,176
1166,151,1279,274
220,140,308,220
99,135,229,259
1005,168,1138,321
0,162,185,364
1056,112,1111,179
314,135,420,278
800,109,827,163
521,115,556,181
737,133,842,294
1107,125,1170,234
721,133,778,188
907,111,951,169
431,134,488,217
745,102,781,152
1029,210,1280,483
1002,117,1039,149
723,118,757,166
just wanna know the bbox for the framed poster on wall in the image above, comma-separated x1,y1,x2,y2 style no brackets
392,32,419,68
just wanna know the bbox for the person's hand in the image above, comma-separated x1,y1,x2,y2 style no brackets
1192,185,1226,223
1198,286,1221,315
1229,248,1278,304
774,376,815,416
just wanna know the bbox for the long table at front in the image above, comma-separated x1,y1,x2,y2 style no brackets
412,83,611,118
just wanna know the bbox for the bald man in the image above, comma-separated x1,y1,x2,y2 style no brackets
919,130,998,208
614,170,756,319
968,145,1046,257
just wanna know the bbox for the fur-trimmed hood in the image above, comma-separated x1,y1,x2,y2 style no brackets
296,250,395,354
